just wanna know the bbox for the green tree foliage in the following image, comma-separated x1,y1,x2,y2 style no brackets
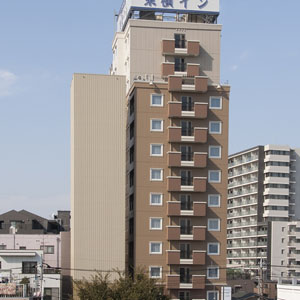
73,270,169,300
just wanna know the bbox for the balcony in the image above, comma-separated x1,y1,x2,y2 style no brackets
167,226,206,241
192,275,205,289
166,274,205,290
168,127,208,143
168,101,208,119
162,39,200,56
162,62,175,77
167,176,207,192
166,275,180,289
166,251,206,266
168,76,208,93
167,201,207,217
167,151,207,168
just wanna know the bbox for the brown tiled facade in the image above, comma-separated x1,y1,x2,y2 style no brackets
126,79,230,299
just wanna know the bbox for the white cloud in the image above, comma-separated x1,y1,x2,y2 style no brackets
0,69,18,97
231,65,239,71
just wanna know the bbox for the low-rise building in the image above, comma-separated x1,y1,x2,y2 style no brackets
0,249,61,299
277,280,300,300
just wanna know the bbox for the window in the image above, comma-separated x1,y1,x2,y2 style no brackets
150,218,162,230
209,146,221,158
180,195,192,211
181,120,192,136
180,219,192,235
149,266,162,278
129,242,134,258
129,194,134,211
209,121,222,134
208,170,221,183
207,291,219,300
19,246,26,250
150,144,163,156
22,261,37,274
0,245,6,250
209,96,222,109
175,57,186,72
150,169,163,181
149,242,162,254
207,267,219,279
180,243,191,259
282,238,285,243
182,96,193,111
129,170,134,187
208,195,220,207
151,94,163,107
129,218,134,235
150,119,163,132
130,121,134,139
44,288,59,300
281,249,284,254
175,34,186,48
150,193,163,206
40,245,54,254
129,146,134,163
179,291,190,300
208,219,220,231
181,170,192,186
181,146,193,161
208,243,220,255
129,96,134,115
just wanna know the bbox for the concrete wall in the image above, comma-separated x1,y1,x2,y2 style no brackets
278,284,300,300
71,74,126,281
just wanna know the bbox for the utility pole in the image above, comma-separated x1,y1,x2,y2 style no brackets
258,258,264,300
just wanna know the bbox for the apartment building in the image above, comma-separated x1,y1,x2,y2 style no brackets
227,145,300,277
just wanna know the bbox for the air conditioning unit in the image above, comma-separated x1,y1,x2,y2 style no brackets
137,75,143,81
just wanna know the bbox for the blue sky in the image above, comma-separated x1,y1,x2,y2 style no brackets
0,0,299,217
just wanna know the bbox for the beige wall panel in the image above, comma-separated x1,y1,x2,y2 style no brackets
71,74,126,281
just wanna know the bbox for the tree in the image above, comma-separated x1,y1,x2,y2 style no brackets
73,270,169,300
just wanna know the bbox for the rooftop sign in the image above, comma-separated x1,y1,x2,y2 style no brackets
117,0,220,31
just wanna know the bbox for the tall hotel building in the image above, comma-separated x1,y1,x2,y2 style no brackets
227,145,300,279
72,0,230,299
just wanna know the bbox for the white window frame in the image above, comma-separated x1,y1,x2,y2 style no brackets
150,193,163,206
207,290,219,300
207,243,220,255
149,242,162,254
149,266,162,278
207,266,220,279
208,170,221,183
209,96,222,110
150,168,163,181
150,119,164,132
151,94,164,107
149,217,163,230
208,219,220,231
150,144,163,157
209,121,222,134
208,194,221,207
209,146,222,159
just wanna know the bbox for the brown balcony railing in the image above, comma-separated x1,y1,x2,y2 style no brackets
162,63,175,77
192,275,205,289
168,102,208,119
166,275,180,289
193,251,206,265
167,250,180,265
167,176,207,192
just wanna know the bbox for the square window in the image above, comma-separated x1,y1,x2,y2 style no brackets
150,169,163,181
207,267,219,279
208,243,220,255
149,242,162,254
150,193,163,206
207,291,219,300
151,119,163,132
209,146,221,158
208,219,220,231
209,170,221,183
151,94,163,107
149,266,162,278
209,121,222,134
150,144,163,156
209,96,222,109
208,195,221,207
150,218,162,230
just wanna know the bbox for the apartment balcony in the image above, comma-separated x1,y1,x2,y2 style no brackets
166,274,205,290
168,101,208,119
167,151,207,168
166,250,206,265
168,127,208,143
167,201,206,217
168,75,208,93
166,275,180,289
167,176,207,192
162,39,200,56
162,62,175,77
162,63,200,78
167,226,206,241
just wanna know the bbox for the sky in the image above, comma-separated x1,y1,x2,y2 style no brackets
0,0,299,217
